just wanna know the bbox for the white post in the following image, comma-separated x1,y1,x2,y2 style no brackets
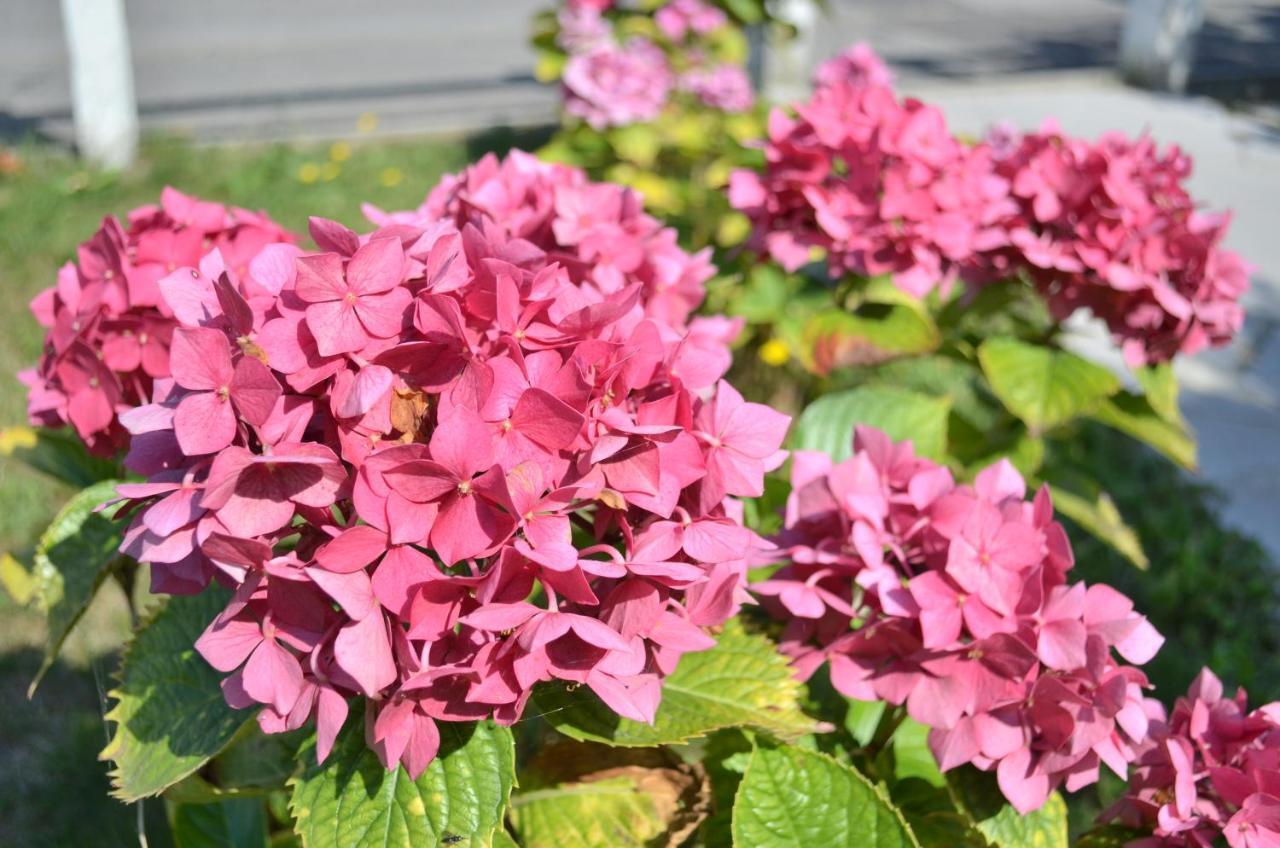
1118,0,1204,93
763,0,819,103
59,0,139,170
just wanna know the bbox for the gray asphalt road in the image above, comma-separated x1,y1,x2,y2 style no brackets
1,0,553,141
2,0,1276,142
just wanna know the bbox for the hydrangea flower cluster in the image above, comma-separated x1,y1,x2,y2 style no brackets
731,44,1249,364
755,427,1164,813
21,189,295,452
813,42,895,90
111,158,788,779
728,72,1013,297
1102,669,1280,847
365,150,718,333
974,123,1250,366
563,37,675,129
553,0,753,129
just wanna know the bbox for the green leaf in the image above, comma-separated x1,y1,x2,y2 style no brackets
792,386,952,462
536,618,817,747
610,124,662,168
732,745,921,847
0,425,121,486
946,770,1068,848
978,338,1120,433
171,798,268,848
843,700,887,748
289,720,515,848
1090,392,1197,470
799,305,939,375
1133,363,1181,423
211,725,310,792
1049,486,1148,570
890,719,944,788
508,741,709,848
870,356,997,434
102,588,253,801
512,775,662,848
0,553,37,605
29,479,126,693
730,265,791,324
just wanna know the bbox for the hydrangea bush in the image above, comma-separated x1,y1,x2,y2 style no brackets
3,22,1266,848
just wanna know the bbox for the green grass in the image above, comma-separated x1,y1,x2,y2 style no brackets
0,127,548,555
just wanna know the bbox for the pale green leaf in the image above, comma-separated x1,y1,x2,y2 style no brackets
732,745,921,847
890,719,944,788
792,386,952,462
1134,363,1181,424
102,588,252,801
799,305,939,374
536,618,817,747
289,720,515,848
511,775,662,848
947,769,1068,848
978,338,1120,433
29,479,126,693
1091,392,1197,470
1049,487,1148,570
508,740,709,848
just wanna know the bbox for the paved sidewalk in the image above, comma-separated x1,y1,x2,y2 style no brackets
907,72,1280,557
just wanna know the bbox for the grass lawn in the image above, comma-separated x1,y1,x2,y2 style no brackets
0,126,542,847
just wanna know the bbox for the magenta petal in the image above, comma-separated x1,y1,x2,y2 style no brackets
316,525,389,573
216,490,296,538
371,545,434,618
354,287,412,339
460,602,541,631
997,748,1052,814
402,715,441,779
174,391,237,455
294,253,348,303
195,615,262,672
383,460,458,503
1037,618,1088,671
170,327,233,391
333,612,397,697
430,495,512,566
315,686,350,764
586,672,661,724
230,357,281,426
241,638,305,714
511,388,583,450
305,566,378,620
306,300,368,357
336,364,393,419
428,407,496,479
346,237,405,295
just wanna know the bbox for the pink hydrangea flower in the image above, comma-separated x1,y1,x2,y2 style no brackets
114,158,787,780
969,123,1250,365
563,38,674,129
365,151,716,333
680,64,754,112
814,42,895,90
655,0,727,41
730,77,1014,297
22,188,295,452
755,426,1162,813
1102,668,1280,847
